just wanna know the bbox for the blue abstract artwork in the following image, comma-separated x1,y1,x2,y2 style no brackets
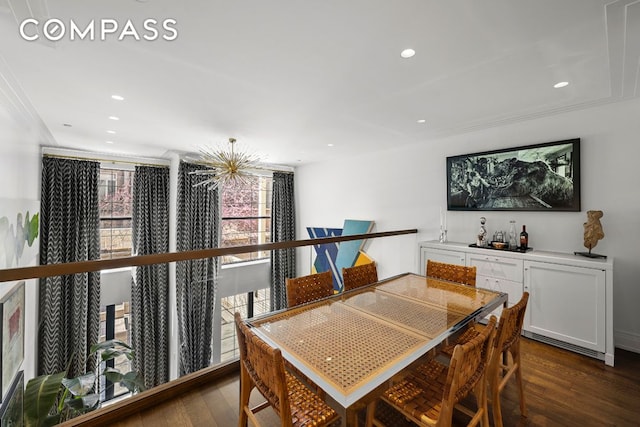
308,219,374,292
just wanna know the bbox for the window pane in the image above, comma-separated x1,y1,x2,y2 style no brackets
220,175,272,265
99,168,134,259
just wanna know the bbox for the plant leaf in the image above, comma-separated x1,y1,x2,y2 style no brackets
99,347,135,362
64,394,100,412
120,371,146,393
90,339,132,354
103,368,124,384
62,372,96,397
24,371,66,427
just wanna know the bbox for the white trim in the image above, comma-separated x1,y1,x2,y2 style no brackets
614,329,640,354
41,146,171,168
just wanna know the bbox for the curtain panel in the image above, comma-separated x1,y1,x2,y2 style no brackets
39,157,101,377
131,165,170,389
176,161,219,375
270,171,296,311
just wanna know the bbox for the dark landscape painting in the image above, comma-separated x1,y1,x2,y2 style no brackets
447,139,580,211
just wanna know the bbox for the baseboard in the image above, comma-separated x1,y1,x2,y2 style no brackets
615,329,640,354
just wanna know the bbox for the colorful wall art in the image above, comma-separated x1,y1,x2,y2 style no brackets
0,198,40,269
0,282,24,402
308,219,374,292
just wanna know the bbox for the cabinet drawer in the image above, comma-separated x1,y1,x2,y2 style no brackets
467,253,523,283
476,275,523,306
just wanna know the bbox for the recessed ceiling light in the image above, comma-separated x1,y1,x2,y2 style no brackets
327,143,334,147
106,141,114,144
111,95,124,101
109,116,120,121
417,119,426,124
401,48,416,59
554,81,569,88
107,130,116,134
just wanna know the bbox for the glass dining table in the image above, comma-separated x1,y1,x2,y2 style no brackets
249,272,507,426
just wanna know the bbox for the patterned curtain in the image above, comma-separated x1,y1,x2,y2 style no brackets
39,157,101,377
176,161,219,375
270,171,296,311
131,166,170,389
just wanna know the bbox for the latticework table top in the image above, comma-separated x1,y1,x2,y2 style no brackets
251,273,504,408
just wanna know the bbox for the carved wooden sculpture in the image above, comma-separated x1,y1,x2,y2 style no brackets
576,210,606,259
583,210,605,251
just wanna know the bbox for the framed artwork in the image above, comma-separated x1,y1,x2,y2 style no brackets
447,139,580,211
0,371,23,427
0,198,40,269
0,282,25,402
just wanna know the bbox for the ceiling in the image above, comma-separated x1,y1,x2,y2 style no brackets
0,0,638,166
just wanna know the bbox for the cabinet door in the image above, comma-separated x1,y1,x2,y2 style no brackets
524,261,605,352
420,248,466,275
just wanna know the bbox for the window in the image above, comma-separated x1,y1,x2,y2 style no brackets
98,168,134,259
219,288,270,362
220,175,272,264
99,302,132,400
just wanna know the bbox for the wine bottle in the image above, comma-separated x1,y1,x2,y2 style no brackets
520,225,529,250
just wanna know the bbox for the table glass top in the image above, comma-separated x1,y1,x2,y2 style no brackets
250,273,503,403
377,273,496,314
254,301,426,394
342,288,466,338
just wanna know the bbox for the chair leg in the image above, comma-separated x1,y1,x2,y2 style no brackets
365,401,377,427
490,375,503,427
238,368,252,427
512,347,528,417
476,380,490,427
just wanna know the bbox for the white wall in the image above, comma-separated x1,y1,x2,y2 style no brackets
0,90,45,385
296,98,640,352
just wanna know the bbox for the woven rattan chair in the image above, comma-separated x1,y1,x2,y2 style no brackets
426,259,477,287
487,292,529,427
438,293,529,427
234,312,340,427
365,316,498,427
286,271,334,308
342,262,379,292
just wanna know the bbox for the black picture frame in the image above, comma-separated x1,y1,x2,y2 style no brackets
447,139,580,211
0,370,23,427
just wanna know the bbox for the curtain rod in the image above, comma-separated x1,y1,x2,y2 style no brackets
42,147,171,168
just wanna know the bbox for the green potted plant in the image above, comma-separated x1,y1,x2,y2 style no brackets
24,339,145,427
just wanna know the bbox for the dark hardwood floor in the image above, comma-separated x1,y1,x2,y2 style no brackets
110,338,640,427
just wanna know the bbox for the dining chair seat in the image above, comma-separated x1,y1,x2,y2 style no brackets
366,316,498,427
235,312,340,427
342,262,378,292
438,293,530,427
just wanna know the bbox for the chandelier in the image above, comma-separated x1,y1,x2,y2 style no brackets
190,137,261,190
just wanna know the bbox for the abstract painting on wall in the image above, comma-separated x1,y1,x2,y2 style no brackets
0,198,40,269
0,281,24,402
308,219,374,292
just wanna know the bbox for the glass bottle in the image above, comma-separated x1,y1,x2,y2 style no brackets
508,220,517,249
520,225,529,250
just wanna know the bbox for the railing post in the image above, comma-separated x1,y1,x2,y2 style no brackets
105,304,115,401
247,292,254,318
